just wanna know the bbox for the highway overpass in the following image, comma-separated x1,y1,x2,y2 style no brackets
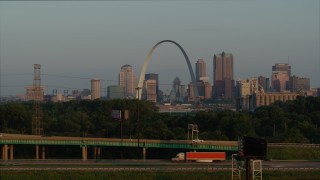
0,133,237,160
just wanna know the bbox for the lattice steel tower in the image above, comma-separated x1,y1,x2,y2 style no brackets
32,64,43,135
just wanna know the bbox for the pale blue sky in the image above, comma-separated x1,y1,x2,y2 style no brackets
0,0,319,96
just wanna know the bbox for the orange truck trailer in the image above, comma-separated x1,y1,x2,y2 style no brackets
172,152,226,162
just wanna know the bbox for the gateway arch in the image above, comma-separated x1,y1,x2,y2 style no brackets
136,40,199,103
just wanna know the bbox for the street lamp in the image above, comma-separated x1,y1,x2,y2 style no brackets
111,109,123,158
120,110,129,159
135,87,142,159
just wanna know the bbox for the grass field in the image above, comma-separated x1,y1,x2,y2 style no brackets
267,147,320,160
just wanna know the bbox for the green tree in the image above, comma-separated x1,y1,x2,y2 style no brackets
284,127,309,143
220,112,255,140
2,103,31,134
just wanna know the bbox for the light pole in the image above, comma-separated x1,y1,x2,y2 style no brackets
118,110,129,159
135,87,142,159
119,114,123,159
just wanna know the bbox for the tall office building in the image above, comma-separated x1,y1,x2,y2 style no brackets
91,78,101,100
265,78,270,92
236,78,263,111
143,79,157,102
171,77,186,102
173,77,181,97
289,76,310,93
272,63,291,76
271,63,290,92
195,59,207,81
195,81,212,100
188,82,195,102
188,81,212,102
258,76,267,92
214,52,234,81
179,85,186,99
213,52,234,98
235,79,251,111
119,64,135,97
145,73,159,97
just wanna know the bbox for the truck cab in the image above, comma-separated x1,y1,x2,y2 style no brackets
171,152,185,161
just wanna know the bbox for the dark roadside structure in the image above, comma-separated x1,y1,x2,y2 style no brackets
233,136,267,180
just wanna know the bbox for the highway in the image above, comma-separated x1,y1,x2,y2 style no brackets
1,159,319,171
2,133,319,148
0,133,238,151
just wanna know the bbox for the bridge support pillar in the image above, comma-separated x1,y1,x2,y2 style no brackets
9,145,13,160
97,147,100,160
93,147,100,160
5,144,8,160
1,145,3,160
82,146,87,160
42,146,46,160
36,145,39,160
93,147,97,159
2,144,8,160
142,147,146,160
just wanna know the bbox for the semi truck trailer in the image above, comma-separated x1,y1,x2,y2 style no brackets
172,152,226,162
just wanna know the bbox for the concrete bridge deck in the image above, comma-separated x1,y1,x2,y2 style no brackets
0,133,238,160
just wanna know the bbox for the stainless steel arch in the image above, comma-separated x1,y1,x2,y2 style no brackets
136,40,199,103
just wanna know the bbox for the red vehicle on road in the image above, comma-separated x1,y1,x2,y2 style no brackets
172,152,226,162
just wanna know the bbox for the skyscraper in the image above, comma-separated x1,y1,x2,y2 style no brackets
91,78,101,100
173,77,181,97
143,79,157,102
195,59,206,81
289,76,310,93
272,63,291,76
258,76,267,92
119,65,135,97
194,81,212,100
213,52,234,98
271,63,290,92
188,82,195,102
145,73,159,97
214,52,234,82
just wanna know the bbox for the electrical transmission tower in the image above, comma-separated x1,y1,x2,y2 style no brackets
32,64,43,135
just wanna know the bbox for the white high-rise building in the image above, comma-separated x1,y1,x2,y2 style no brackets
91,78,101,100
119,65,135,97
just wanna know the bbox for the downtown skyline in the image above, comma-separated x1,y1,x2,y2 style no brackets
0,1,319,97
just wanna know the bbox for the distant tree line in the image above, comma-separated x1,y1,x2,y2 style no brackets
0,96,319,143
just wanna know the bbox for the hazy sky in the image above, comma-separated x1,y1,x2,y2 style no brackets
0,0,319,97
